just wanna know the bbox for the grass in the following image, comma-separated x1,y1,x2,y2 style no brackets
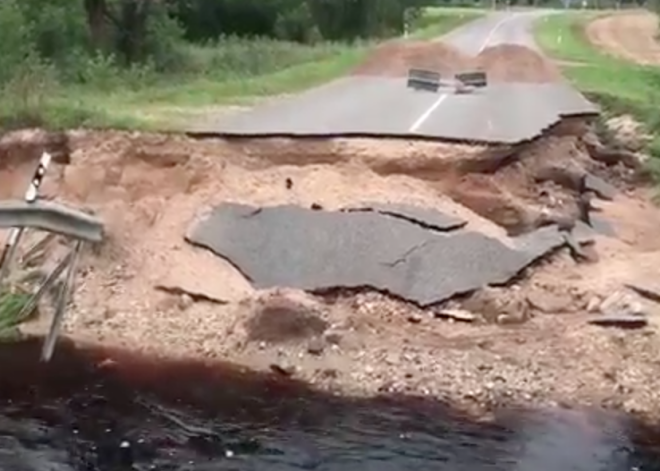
410,7,485,39
0,8,484,131
0,290,31,341
62,44,370,130
534,11,660,130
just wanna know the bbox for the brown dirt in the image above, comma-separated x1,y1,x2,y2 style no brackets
3,124,660,418
352,40,471,77
473,44,564,83
585,11,660,65
353,41,563,83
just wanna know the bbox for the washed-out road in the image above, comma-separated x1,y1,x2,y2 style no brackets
190,11,597,144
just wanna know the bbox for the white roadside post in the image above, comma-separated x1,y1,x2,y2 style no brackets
403,7,409,38
0,151,52,285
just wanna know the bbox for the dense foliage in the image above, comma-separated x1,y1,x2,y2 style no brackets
0,0,434,126
0,0,426,76
172,0,428,42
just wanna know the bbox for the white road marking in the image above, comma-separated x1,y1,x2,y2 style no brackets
408,94,449,133
407,13,521,134
477,13,519,53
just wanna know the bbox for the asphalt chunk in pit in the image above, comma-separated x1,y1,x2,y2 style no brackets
186,203,566,307
584,173,617,201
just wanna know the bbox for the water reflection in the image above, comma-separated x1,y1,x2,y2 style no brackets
0,338,658,470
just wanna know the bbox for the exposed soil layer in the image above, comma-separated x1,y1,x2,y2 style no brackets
353,42,564,83
585,11,660,65
474,45,564,83
352,41,471,77
1,123,660,419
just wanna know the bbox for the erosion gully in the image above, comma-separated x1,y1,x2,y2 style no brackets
0,339,658,471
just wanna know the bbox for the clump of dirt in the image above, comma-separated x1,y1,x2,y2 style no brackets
244,292,329,343
352,42,564,83
0,129,71,199
604,115,651,152
407,129,593,236
474,44,564,83
352,40,471,77
442,173,536,235
495,134,590,198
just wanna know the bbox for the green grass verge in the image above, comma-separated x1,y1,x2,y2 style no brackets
0,290,31,341
0,8,483,131
534,12,660,131
48,46,370,131
410,7,485,39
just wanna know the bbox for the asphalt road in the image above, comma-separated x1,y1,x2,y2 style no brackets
442,10,548,54
191,10,597,144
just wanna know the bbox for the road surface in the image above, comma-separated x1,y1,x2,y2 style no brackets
441,10,544,53
190,11,597,144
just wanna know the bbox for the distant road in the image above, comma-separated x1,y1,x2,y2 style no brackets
441,10,550,53
191,10,597,144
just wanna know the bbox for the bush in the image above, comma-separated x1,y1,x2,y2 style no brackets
0,0,431,128
0,0,37,85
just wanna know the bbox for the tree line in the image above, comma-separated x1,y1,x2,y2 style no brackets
34,0,427,69
172,0,428,43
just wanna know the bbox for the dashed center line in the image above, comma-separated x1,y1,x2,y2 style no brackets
477,13,518,53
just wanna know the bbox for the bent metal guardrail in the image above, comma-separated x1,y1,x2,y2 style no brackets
0,152,104,362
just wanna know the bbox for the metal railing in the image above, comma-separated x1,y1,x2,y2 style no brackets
0,153,104,361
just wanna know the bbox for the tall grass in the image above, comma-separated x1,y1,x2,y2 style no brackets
535,12,660,164
0,8,480,131
535,13,660,128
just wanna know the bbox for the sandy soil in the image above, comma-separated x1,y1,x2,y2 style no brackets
585,10,660,65
354,41,563,83
0,121,659,419
1,43,660,419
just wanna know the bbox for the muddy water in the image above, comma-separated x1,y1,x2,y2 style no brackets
0,339,659,471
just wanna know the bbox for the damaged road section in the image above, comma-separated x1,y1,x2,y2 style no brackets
341,202,467,232
187,203,596,307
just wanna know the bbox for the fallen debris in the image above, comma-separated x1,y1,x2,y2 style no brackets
154,284,229,305
269,362,296,377
584,173,617,201
244,295,329,343
306,337,325,356
525,288,575,314
605,115,650,152
598,290,644,317
625,282,660,304
434,308,476,323
588,315,648,329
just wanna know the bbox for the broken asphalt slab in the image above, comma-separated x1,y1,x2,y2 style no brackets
584,173,617,201
512,221,596,262
191,80,597,144
589,214,616,237
625,282,660,304
187,203,592,307
341,202,467,231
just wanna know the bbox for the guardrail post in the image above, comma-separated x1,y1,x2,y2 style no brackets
0,154,104,360
0,152,52,285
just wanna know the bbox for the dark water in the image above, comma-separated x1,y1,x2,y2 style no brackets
1,339,659,471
